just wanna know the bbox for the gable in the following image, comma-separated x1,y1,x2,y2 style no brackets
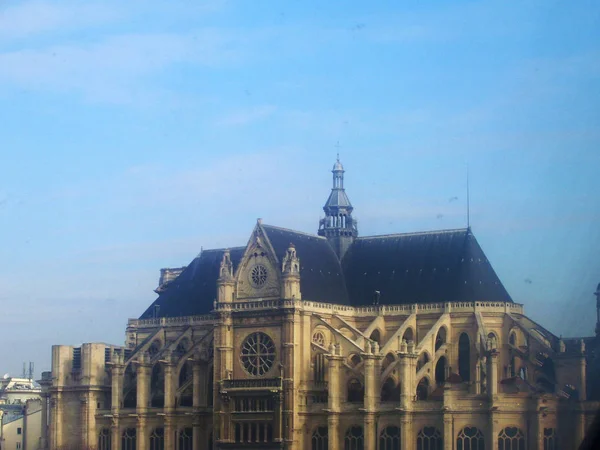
235,224,281,299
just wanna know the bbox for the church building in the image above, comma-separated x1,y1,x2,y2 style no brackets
41,159,600,450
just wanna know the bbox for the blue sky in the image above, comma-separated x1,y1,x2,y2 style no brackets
0,0,599,377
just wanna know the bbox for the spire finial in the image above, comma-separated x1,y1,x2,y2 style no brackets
466,163,470,229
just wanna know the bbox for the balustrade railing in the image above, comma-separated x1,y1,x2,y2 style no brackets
126,300,523,329
222,378,282,390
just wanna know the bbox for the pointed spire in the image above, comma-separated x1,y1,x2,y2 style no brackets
282,242,300,275
318,156,358,260
219,249,233,281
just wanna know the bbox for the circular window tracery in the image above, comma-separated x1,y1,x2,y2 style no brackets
249,264,268,288
240,332,276,376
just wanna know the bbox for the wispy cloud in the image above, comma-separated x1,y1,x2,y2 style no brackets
0,1,120,40
215,105,278,126
0,29,252,104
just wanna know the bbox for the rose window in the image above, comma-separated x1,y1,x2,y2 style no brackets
240,332,276,376
250,264,268,288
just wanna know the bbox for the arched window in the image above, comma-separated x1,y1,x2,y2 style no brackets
178,428,193,450
435,328,446,351
457,426,485,450
121,428,136,450
381,353,396,373
122,364,137,408
98,428,111,450
179,361,192,387
344,426,364,450
435,356,447,384
178,360,193,407
379,426,400,450
402,328,414,343
312,426,328,450
498,427,525,450
416,352,430,373
349,354,362,368
416,378,429,400
370,329,381,345
509,332,516,347
314,352,326,383
380,378,400,402
150,364,165,407
543,428,556,450
487,333,498,350
347,379,364,403
175,338,189,357
148,340,162,358
417,427,442,450
458,333,471,382
150,428,165,450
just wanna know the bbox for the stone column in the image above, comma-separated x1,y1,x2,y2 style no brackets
443,412,453,450
214,310,233,444
489,411,499,450
80,394,90,448
51,392,62,449
136,352,151,450
39,391,50,450
274,391,284,443
529,402,542,450
400,415,413,450
192,359,205,450
363,341,381,450
398,341,416,450
164,353,175,450
486,349,499,400
111,417,120,450
487,349,499,450
326,344,343,450
474,358,481,395
111,353,124,450
282,313,297,446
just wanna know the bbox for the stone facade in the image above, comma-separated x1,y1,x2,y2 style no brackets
43,160,600,450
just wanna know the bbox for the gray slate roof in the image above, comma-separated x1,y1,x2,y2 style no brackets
140,225,512,319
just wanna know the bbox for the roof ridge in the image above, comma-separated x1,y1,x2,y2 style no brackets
262,224,325,239
358,228,469,240
200,245,246,253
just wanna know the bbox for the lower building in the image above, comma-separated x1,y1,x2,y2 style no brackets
43,160,600,449
0,399,42,450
